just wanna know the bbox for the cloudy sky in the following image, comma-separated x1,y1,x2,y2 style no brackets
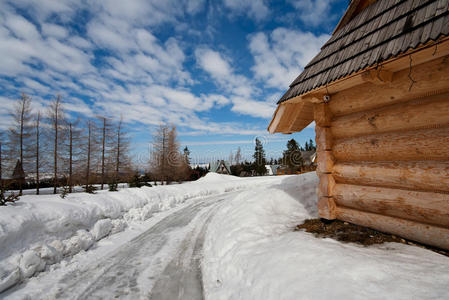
0,0,347,163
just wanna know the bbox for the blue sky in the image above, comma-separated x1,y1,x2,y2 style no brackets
0,0,348,164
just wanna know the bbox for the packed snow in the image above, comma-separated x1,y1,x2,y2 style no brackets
0,173,282,293
1,172,449,299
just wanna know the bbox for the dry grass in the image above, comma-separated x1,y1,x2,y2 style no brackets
296,218,449,257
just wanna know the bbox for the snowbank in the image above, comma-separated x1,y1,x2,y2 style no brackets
0,173,284,293
202,172,449,300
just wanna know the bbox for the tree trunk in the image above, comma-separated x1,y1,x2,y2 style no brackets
69,123,73,193
115,119,121,182
101,118,106,190
53,100,59,194
19,99,24,195
36,113,40,195
86,123,91,191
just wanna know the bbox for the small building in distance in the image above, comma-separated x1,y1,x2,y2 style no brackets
268,0,449,250
209,160,231,175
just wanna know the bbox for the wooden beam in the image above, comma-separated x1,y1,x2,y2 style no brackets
333,184,449,228
314,103,332,127
331,92,449,139
361,68,393,85
333,161,449,193
318,173,335,198
336,207,449,250
329,54,449,117
333,126,449,162
318,197,337,220
316,151,334,174
286,101,315,133
315,126,332,152
268,104,285,134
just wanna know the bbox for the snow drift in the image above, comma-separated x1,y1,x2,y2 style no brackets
0,173,283,293
202,172,449,300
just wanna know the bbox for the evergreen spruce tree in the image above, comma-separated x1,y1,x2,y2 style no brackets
283,139,303,172
252,138,267,176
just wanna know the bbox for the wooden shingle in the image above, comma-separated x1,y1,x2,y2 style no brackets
278,0,449,104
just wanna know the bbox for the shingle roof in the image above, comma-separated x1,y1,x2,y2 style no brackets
278,0,449,104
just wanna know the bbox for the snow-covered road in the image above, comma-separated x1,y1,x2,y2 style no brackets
4,191,237,299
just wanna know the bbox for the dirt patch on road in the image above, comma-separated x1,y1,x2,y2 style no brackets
296,218,449,257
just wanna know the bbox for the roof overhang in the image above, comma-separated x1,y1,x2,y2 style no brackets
268,36,449,134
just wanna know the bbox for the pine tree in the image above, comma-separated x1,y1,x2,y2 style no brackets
283,139,303,172
253,138,267,176
309,138,316,151
183,146,191,165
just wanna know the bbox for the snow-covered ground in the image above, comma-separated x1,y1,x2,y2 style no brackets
202,173,449,300
1,172,448,299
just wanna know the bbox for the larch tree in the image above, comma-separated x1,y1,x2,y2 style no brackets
8,93,33,194
112,116,130,184
34,112,42,195
98,116,113,190
47,95,65,194
0,131,4,189
84,120,98,192
66,119,83,193
151,125,170,184
234,147,242,165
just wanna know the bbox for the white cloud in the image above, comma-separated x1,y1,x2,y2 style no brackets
41,23,69,39
288,0,338,27
0,0,276,139
223,0,269,21
195,48,232,78
249,28,330,88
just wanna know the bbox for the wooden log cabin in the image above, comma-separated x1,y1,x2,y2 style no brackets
268,0,449,250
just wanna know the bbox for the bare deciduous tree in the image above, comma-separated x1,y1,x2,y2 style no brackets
150,125,189,184
66,120,82,193
34,112,41,195
112,116,130,183
47,95,65,194
9,93,33,194
234,147,242,165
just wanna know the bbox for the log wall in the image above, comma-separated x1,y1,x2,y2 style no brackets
315,54,449,250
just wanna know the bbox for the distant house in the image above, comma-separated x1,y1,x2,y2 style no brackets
209,160,231,175
268,0,449,250
301,150,316,171
265,164,281,176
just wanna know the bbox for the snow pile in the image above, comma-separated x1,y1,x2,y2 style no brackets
202,172,449,300
0,173,284,292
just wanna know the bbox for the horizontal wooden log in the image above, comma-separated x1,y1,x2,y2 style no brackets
318,196,336,220
331,93,449,139
329,55,449,116
333,184,449,227
314,103,332,127
333,127,449,162
316,151,334,174
333,161,449,193
336,207,449,250
315,126,332,151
